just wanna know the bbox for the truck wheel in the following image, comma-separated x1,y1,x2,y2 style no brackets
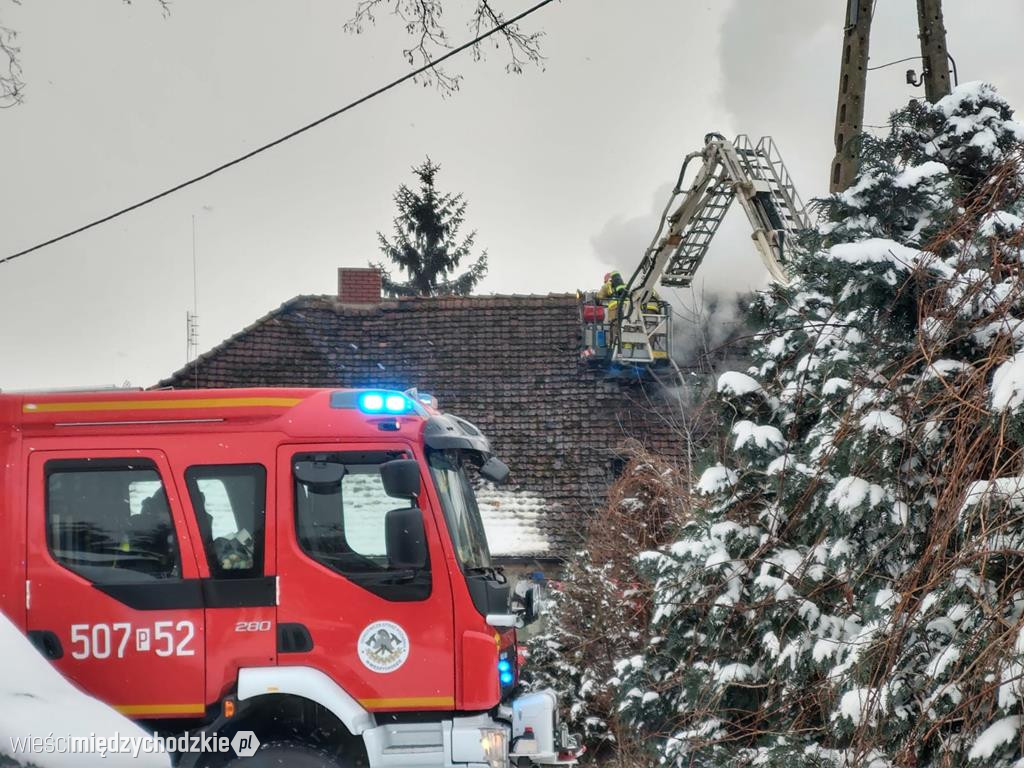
224,741,352,767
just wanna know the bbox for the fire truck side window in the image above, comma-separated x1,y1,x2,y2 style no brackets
45,459,181,582
184,465,266,579
293,450,431,601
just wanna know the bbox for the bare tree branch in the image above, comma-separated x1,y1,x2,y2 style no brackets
345,0,546,95
0,0,23,109
0,0,170,109
470,0,544,74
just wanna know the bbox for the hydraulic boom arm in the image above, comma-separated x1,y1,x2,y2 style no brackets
626,134,810,311
580,133,809,372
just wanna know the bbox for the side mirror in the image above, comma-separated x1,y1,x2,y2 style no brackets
488,583,541,629
522,584,539,625
480,457,510,485
384,507,428,570
380,459,421,499
513,581,542,626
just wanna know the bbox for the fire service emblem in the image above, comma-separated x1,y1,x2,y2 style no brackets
357,621,410,673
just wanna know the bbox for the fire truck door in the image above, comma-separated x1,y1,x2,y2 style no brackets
25,450,206,719
277,445,456,712
178,462,276,705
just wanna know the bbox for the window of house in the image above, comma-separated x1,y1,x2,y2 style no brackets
184,465,266,579
45,459,181,582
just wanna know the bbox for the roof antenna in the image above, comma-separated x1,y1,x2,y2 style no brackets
186,216,199,385
186,209,210,387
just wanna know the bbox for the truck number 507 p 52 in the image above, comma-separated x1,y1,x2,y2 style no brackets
69,621,196,660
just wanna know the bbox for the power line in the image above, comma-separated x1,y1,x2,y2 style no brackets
866,52,959,84
867,55,922,71
1,0,559,266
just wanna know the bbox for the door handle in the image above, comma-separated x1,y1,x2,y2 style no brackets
28,630,64,660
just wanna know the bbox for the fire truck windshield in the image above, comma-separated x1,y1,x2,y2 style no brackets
428,450,492,570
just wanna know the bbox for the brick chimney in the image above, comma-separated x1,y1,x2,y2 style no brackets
337,267,382,304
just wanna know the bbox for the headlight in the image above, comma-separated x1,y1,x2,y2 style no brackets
480,728,508,768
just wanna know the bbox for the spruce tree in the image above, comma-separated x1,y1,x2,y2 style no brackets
607,83,1024,767
373,158,488,296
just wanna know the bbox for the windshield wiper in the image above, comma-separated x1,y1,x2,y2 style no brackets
464,565,506,582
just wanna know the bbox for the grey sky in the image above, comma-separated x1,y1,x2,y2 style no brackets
2,1,1022,390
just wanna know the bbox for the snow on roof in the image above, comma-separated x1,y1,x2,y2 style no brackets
0,613,169,768
474,483,551,557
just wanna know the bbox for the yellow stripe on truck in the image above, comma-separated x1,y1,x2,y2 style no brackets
113,703,206,716
23,397,302,414
358,696,455,709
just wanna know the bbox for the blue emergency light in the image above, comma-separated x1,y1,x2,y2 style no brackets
360,393,384,412
358,391,412,414
498,658,514,686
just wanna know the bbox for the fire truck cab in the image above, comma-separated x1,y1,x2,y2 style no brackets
0,387,578,768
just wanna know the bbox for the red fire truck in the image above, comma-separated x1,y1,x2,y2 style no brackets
0,387,579,767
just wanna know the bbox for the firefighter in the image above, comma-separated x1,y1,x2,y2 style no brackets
643,288,663,314
598,270,627,321
598,271,627,302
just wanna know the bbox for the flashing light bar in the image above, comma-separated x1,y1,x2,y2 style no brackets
357,391,413,415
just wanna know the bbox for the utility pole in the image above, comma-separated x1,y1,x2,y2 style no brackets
830,0,873,193
916,0,951,102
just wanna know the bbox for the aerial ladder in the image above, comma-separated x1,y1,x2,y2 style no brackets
580,133,811,372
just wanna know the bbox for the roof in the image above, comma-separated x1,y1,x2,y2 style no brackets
159,294,687,559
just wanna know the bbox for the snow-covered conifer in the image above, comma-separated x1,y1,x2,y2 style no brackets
617,83,1024,767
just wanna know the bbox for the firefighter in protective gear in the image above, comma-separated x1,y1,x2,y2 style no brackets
598,271,627,301
598,271,627,320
